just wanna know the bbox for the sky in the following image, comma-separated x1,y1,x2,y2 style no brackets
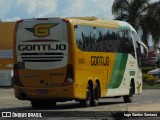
0,0,159,21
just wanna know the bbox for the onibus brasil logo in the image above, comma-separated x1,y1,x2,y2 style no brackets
1,112,42,118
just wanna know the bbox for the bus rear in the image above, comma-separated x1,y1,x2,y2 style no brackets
14,18,74,108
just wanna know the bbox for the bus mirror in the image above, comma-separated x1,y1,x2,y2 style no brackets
74,25,78,29
156,61,160,68
137,41,148,57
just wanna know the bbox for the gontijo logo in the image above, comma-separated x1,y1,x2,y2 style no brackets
25,23,58,37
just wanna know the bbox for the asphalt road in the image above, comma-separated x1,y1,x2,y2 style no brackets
0,88,160,119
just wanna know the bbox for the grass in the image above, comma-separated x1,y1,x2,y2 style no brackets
143,83,160,89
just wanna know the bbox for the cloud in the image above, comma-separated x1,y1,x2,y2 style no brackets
4,17,21,22
60,0,89,17
0,0,13,19
16,0,58,18
91,0,114,19
1,0,158,22
57,0,114,19
1,0,114,21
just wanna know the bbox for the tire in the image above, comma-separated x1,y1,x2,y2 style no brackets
90,82,99,106
31,100,56,109
11,77,14,87
79,84,91,107
123,82,134,103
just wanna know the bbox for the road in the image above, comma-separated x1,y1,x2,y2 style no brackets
0,88,160,119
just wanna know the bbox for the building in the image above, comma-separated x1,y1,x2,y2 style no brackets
0,22,15,86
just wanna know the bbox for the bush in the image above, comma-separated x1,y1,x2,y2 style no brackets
142,73,157,86
142,67,157,73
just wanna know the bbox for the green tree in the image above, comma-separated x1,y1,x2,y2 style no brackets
146,1,160,45
112,0,160,46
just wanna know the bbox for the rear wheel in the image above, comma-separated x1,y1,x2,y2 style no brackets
123,82,134,103
31,99,56,109
79,84,91,107
91,82,99,106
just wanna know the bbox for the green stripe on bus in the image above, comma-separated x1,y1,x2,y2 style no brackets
108,53,128,89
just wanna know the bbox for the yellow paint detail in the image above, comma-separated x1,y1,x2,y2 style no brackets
74,51,116,97
0,22,15,49
34,24,55,37
137,81,141,93
18,66,67,87
0,59,13,70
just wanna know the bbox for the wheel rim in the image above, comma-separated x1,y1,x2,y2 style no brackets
87,85,91,102
95,84,99,100
130,83,133,97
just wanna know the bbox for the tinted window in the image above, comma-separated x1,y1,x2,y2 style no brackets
118,30,134,55
133,32,142,66
99,28,118,52
74,25,135,55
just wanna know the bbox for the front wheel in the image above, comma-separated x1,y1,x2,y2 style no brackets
123,82,134,103
90,82,99,106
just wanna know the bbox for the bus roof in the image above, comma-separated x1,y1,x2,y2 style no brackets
18,17,137,33
67,17,137,33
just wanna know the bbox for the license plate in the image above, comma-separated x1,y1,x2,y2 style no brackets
37,90,48,94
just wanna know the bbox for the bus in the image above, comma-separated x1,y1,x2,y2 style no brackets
13,17,147,108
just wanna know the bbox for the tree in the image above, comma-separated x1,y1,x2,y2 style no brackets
146,1,160,45
112,0,160,47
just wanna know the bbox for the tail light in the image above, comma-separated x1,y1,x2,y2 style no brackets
14,64,23,86
17,19,23,23
63,18,69,23
62,64,74,86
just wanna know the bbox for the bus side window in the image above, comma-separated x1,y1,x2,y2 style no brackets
91,26,101,52
74,25,134,55
136,41,142,67
118,30,135,56
127,30,135,56
132,31,142,67
74,25,83,51
98,28,117,52
81,26,92,51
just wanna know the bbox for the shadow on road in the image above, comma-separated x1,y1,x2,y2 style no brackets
0,101,130,119
0,101,124,112
0,106,32,112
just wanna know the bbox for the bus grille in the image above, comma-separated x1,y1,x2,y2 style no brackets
20,53,64,62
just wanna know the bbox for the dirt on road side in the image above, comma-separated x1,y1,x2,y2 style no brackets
0,88,31,109
127,103,160,111
0,88,160,111
109,103,160,111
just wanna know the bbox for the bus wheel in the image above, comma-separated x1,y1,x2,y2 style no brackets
91,82,99,106
79,84,91,107
31,100,56,109
123,82,134,103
